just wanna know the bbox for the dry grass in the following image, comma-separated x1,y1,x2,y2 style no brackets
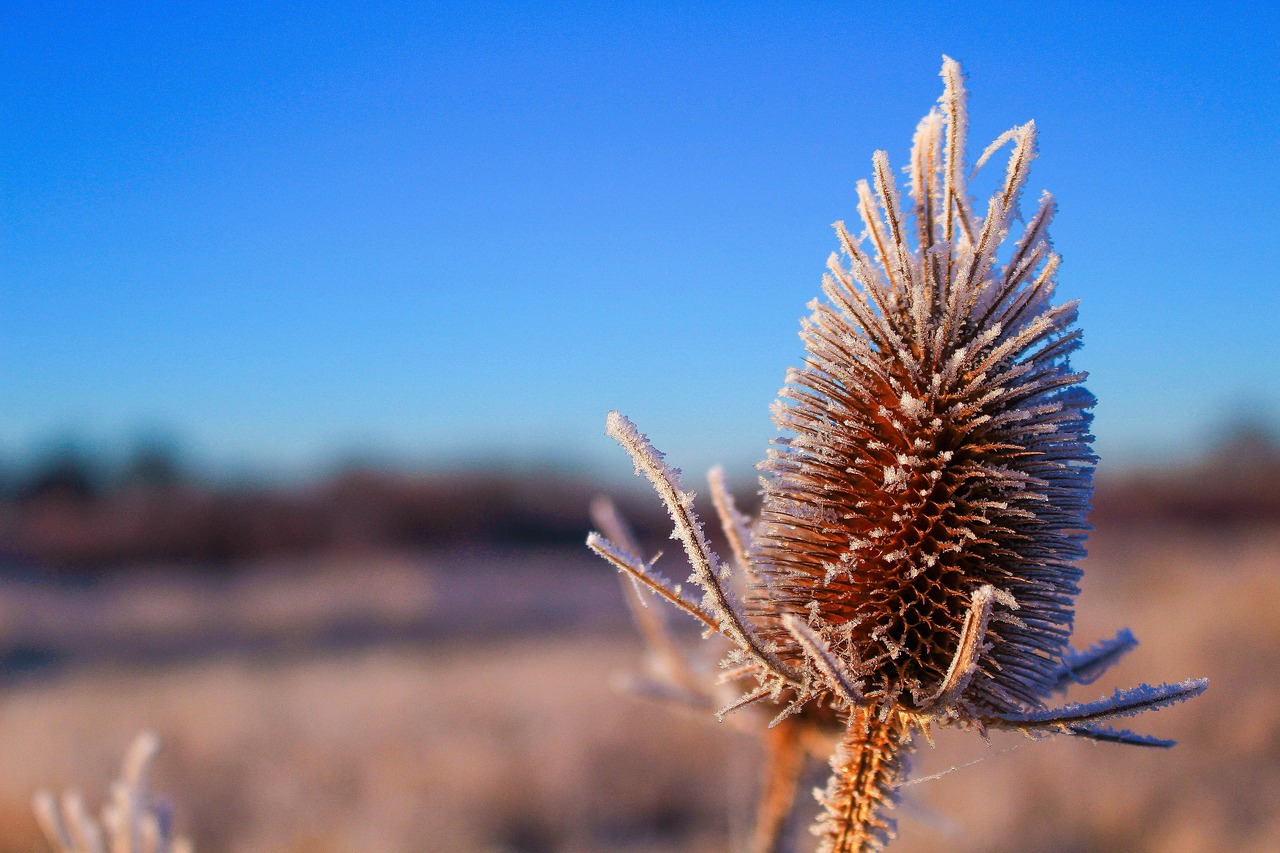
0,637,745,853
0,527,1275,852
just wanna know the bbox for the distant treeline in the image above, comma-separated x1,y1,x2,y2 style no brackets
2,425,1278,572
0,467,621,571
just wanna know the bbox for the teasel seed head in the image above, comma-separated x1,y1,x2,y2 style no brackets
753,57,1090,719
588,56,1207,853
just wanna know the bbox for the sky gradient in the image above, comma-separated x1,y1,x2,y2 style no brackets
2,1,1278,481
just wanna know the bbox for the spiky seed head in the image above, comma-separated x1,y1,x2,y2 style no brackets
589,56,1206,853
752,56,1094,719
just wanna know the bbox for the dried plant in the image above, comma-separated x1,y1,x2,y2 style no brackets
588,57,1207,852
33,731,193,853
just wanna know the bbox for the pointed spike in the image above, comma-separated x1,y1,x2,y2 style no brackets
782,614,864,706
1067,725,1177,749
989,678,1209,731
1050,628,1139,692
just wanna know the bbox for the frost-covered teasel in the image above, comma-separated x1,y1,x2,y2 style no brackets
588,57,1206,852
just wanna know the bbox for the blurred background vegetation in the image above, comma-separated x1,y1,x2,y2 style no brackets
0,418,1278,851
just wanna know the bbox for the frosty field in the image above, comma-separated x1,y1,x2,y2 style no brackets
0,526,1274,852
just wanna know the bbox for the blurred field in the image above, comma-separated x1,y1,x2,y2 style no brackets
0,520,1276,852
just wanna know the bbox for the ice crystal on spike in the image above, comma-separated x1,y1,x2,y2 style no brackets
587,57,1206,853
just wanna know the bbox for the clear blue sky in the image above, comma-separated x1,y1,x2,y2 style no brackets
2,1,1277,481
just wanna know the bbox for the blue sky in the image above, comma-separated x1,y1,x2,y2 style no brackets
2,1,1277,480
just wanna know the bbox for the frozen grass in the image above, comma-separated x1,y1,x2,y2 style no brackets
0,528,1276,852
34,731,193,853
